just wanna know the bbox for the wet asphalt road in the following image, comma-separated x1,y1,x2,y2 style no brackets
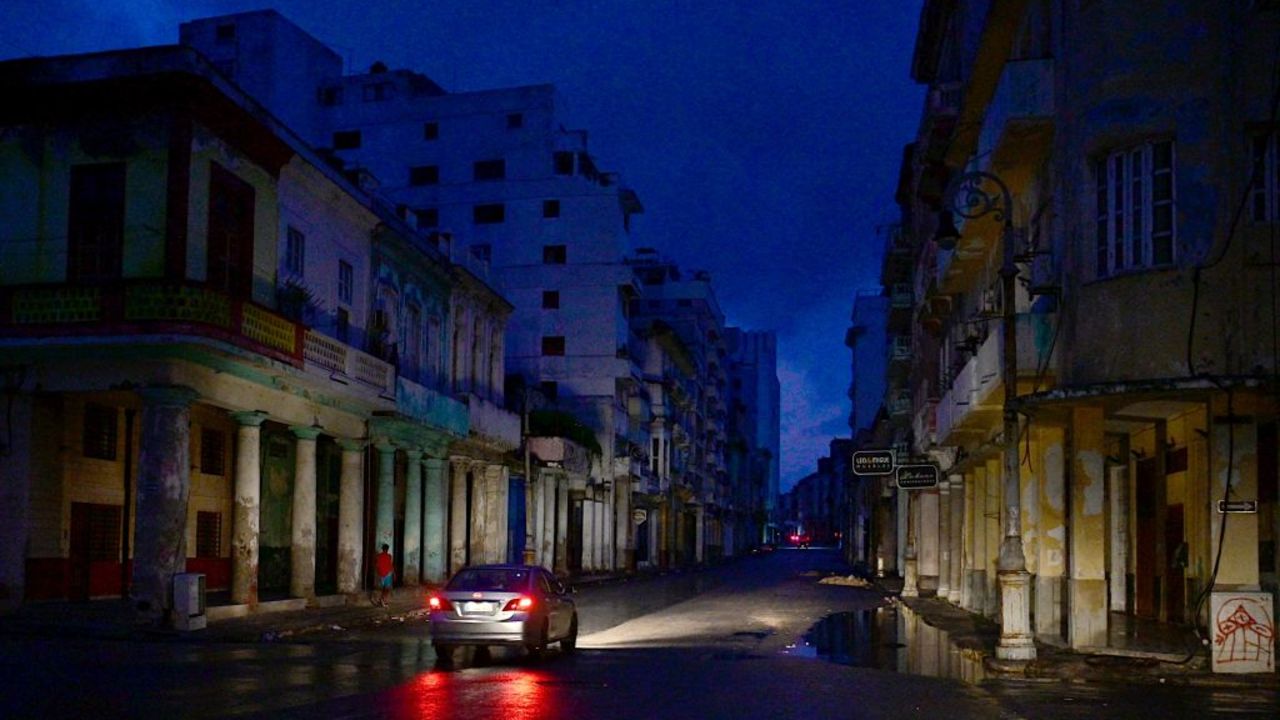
1,548,1276,719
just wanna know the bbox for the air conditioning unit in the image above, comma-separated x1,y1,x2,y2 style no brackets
172,573,207,631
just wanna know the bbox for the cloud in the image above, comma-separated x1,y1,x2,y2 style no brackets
778,358,848,492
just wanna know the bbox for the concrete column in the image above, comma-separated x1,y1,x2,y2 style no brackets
959,470,973,610
373,441,396,556
423,457,447,583
289,426,321,600
533,474,548,568
1107,464,1129,613
230,411,267,605
1210,405,1261,588
402,449,423,586
967,466,985,613
483,464,508,564
902,491,918,598
469,464,489,564
985,458,1001,618
131,386,198,621
948,474,964,604
616,473,632,571
0,391,34,612
336,439,365,594
1036,425,1067,638
918,490,939,595
695,505,706,563
937,478,952,601
555,478,569,575
449,460,468,573
1069,406,1107,649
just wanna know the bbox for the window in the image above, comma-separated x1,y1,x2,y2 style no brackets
553,151,574,175
1095,139,1175,277
410,165,439,186
473,159,506,181
405,304,422,373
336,307,350,344
542,336,565,356
196,511,222,558
506,113,523,129
83,403,117,461
539,381,558,403
543,199,561,218
67,163,126,283
362,82,391,102
473,203,505,224
215,23,236,43
338,260,354,304
416,207,439,228
319,86,343,106
542,245,567,264
80,503,122,562
207,162,255,298
285,226,305,277
200,428,226,476
542,290,560,309
424,122,439,140
1250,131,1280,223
332,130,361,150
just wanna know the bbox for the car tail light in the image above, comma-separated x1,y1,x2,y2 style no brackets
428,595,453,611
502,596,535,611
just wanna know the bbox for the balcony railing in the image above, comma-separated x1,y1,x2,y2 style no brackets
303,329,394,395
1,281,303,366
977,58,1054,164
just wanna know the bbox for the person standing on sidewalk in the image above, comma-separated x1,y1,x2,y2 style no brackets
374,544,394,607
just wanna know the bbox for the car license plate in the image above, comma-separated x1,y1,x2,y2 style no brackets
463,601,493,613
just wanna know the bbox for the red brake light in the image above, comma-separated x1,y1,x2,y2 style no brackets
428,595,453,611
503,596,535,612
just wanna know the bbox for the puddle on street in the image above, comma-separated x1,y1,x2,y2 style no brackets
785,604,986,684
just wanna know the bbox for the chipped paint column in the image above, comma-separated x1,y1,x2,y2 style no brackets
0,391,34,612
948,473,964,604
470,464,490,564
966,466,985,612
402,449,423,586
484,464,509,564
985,458,1001,618
1036,424,1067,638
423,457,447,583
289,426,320,600
1069,406,1107,649
1107,462,1129,613
230,411,267,605
1209,401,1260,587
131,386,198,621
555,477,570,575
449,460,469,573
374,441,397,556
695,504,706,564
918,489,939,596
901,492,918,597
937,478,952,600
960,469,974,610
336,439,365,594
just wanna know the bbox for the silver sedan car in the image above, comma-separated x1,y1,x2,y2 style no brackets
428,564,578,663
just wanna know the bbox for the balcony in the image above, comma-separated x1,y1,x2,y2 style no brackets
935,313,1056,445
463,392,520,450
395,377,469,438
913,398,938,452
303,330,394,396
891,283,914,310
1,281,303,366
976,58,1055,173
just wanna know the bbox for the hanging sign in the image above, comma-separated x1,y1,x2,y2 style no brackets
853,450,895,476
896,464,940,490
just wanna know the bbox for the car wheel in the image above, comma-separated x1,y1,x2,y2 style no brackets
433,643,455,666
561,614,578,654
526,621,548,660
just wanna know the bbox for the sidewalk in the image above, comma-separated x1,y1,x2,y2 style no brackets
876,577,1279,689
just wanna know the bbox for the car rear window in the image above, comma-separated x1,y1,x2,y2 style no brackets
447,568,530,591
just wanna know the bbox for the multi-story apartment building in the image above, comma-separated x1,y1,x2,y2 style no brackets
0,41,517,622
895,0,1280,661
726,327,781,550
179,10,640,572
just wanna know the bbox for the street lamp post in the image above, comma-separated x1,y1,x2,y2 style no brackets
936,169,1036,662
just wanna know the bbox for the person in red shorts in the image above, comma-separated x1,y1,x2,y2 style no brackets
374,543,394,607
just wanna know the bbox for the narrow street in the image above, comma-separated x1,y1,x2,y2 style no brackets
2,549,1276,718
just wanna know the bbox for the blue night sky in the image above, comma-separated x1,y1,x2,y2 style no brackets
0,0,924,490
